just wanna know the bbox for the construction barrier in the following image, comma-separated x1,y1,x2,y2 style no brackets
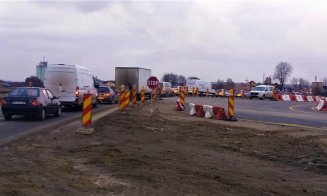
82,94,92,127
180,87,185,107
124,90,130,108
119,91,127,112
282,94,291,101
196,87,199,96
132,85,137,106
141,88,145,103
206,88,209,97
189,103,196,115
213,106,227,120
315,100,327,111
295,95,304,102
192,87,195,96
195,104,205,117
176,99,184,111
203,105,213,118
307,96,314,102
227,89,237,121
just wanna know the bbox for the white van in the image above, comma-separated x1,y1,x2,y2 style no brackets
186,79,215,96
249,85,273,99
44,64,98,108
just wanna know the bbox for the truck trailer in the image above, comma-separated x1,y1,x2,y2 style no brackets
115,67,152,96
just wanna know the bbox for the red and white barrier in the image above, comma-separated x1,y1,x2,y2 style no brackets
213,107,227,120
282,94,291,101
295,95,304,102
307,96,314,102
189,103,196,115
195,104,205,117
203,105,213,118
315,100,327,111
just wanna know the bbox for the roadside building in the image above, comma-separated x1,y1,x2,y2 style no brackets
36,60,47,83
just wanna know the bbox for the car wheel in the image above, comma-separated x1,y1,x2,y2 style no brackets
261,95,265,100
38,108,46,121
4,114,12,121
55,106,61,117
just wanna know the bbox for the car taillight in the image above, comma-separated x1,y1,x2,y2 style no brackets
1,99,6,105
106,93,111,96
32,99,38,106
75,86,79,97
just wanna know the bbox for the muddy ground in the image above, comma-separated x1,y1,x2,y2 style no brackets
1,99,327,195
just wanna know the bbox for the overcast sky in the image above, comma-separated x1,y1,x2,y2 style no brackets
0,0,327,83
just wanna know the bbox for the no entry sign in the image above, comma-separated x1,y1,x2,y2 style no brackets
147,76,159,89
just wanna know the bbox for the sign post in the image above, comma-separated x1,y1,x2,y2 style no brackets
147,76,159,113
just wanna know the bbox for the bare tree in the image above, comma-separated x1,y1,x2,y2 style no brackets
216,79,225,89
264,77,272,85
290,77,298,91
298,78,310,91
225,78,235,89
177,75,186,86
273,62,293,89
162,73,179,86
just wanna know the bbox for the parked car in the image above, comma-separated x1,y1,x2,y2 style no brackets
215,89,225,97
235,90,245,97
159,82,174,97
172,86,180,95
97,86,118,104
1,87,61,121
249,85,273,99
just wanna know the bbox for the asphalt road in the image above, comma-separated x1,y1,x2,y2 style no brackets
175,96,327,129
0,104,115,145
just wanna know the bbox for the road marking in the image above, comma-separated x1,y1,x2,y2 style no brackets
289,104,320,114
239,118,327,130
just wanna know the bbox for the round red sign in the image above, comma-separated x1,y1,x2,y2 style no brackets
147,76,159,89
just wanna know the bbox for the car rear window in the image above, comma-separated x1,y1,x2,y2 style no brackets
99,87,110,92
9,88,39,97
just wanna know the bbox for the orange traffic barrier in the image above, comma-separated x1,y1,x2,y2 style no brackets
82,94,92,127
132,85,137,106
124,90,130,108
119,91,127,112
195,104,205,117
141,88,145,103
192,87,195,96
180,86,185,107
196,87,199,96
227,89,237,121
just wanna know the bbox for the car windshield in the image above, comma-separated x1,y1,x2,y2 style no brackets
254,87,265,91
9,88,39,97
99,87,110,92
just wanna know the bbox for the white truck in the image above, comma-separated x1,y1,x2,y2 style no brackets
44,64,98,108
115,67,152,96
186,79,215,96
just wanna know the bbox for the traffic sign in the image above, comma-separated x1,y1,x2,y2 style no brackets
147,76,159,89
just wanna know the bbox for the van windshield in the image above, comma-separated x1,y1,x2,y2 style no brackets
254,87,266,91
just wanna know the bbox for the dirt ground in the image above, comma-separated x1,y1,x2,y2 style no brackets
1,99,327,195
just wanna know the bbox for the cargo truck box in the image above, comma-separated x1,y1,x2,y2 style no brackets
115,67,151,95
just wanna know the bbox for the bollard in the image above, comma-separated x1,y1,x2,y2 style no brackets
141,88,145,103
206,87,209,97
227,89,237,121
119,91,126,112
124,90,130,108
77,94,94,134
185,86,188,96
192,87,195,96
196,87,199,96
153,88,157,100
132,85,137,106
180,86,185,107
